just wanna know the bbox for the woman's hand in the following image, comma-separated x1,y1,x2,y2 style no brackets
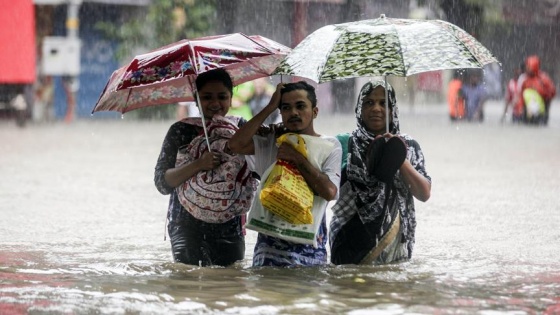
164,150,222,188
376,132,395,139
376,133,408,149
198,151,222,171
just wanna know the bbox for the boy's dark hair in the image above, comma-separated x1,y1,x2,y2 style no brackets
195,68,233,94
280,81,317,108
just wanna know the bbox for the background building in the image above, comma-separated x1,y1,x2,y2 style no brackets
2,0,557,121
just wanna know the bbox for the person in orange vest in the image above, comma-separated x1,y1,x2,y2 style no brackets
514,55,556,125
447,70,465,121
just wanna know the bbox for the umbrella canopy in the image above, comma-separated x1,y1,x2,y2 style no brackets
273,15,499,83
92,33,291,114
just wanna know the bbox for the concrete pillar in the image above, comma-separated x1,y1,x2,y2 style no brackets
63,0,81,122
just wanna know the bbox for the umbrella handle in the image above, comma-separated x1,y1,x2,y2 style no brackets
385,76,389,133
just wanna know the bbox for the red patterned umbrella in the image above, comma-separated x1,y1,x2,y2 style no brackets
92,33,291,114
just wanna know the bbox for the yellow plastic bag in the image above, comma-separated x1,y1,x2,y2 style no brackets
259,133,314,224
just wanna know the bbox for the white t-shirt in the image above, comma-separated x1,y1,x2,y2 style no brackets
250,132,342,199
245,132,342,250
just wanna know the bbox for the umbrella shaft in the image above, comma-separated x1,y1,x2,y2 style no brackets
194,87,212,152
385,76,389,133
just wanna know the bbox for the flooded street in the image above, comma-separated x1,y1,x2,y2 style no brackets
1,101,560,314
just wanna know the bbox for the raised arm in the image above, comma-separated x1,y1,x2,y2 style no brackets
228,83,283,155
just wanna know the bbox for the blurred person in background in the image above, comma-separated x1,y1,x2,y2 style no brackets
501,63,524,123
447,70,466,121
514,55,556,125
248,77,277,125
228,81,254,120
461,69,488,122
483,62,503,100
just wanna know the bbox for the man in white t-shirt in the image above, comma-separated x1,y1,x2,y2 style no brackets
228,81,342,267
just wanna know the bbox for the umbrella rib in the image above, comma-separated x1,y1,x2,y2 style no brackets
387,19,408,77
244,34,274,54
432,20,497,68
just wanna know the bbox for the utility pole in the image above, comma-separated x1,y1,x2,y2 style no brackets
63,0,81,122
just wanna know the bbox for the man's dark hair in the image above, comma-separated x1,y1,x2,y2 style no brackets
195,68,233,94
280,81,317,108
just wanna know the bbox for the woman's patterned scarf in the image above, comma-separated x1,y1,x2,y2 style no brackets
175,115,258,223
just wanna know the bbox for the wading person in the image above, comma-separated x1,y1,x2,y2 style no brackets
461,70,487,122
514,55,556,125
501,63,524,124
154,69,257,267
228,81,342,267
330,80,431,265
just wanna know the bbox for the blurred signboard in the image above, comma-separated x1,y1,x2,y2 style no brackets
33,0,150,4
0,0,36,83
271,0,346,2
42,37,82,76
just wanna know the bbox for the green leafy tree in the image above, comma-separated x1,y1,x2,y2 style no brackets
96,0,217,119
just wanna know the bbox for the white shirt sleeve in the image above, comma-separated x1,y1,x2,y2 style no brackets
319,136,343,199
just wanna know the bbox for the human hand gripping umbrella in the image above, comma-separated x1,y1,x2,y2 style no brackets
273,14,500,132
92,32,291,148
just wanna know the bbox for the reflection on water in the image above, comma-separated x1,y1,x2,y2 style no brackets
1,101,560,314
2,251,560,314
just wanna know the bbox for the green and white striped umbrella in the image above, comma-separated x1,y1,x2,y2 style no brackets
274,15,499,83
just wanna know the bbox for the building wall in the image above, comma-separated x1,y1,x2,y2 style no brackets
216,0,411,113
482,21,559,95
51,3,124,119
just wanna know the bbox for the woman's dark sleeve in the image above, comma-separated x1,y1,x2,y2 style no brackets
154,122,191,195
